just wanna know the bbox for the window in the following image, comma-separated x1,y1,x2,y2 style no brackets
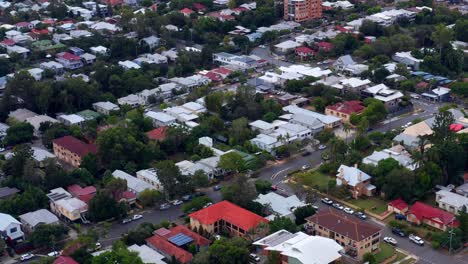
10,227,17,233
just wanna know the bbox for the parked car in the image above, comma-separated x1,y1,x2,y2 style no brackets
47,251,60,257
318,145,327,150
409,234,424,246
301,165,311,170
343,207,354,214
193,192,206,197
354,212,367,220
312,205,319,211
271,185,278,191
332,203,344,210
395,213,406,220
172,200,183,206
213,185,221,191
121,218,132,224
249,253,261,262
301,151,311,156
182,195,192,201
383,237,398,246
132,214,143,220
321,197,333,205
203,202,213,208
392,228,406,237
20,253,35,261
160,203,171,210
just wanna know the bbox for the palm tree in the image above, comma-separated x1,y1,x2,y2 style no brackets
343,123,351,143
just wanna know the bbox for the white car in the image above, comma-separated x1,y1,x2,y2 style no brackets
47,251,60,257
259,45,266,48
203,202,213,208
172,200,183,206
301,165,311,170
249,253,261,262
383,237,397,246
343,207,354,214
318,145,327,150
20,253,35,261
409,234,424,246
132,214,143,220
332,203,344,210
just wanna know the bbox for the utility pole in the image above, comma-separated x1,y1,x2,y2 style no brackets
449,217,454,255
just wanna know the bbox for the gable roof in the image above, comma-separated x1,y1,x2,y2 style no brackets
388,198,408,211
159,225,210,247
326,100,365,115
0,213,20,230
146,235,193,264
336,164,371,186
306,208,381,241
19,209,59,227
409,201,458,226
189,200,268,231
52,136,97,157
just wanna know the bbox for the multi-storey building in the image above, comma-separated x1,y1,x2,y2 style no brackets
284,0,322,22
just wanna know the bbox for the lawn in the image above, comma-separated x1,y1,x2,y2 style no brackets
293,171,331,192
375,243,396,263
347,197,388,215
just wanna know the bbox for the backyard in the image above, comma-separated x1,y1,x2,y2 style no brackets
347,197,389,215
292,170,332,193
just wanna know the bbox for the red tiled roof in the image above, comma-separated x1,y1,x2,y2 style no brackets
212,67,232,76
203,71,223,82
193,3,207,10
57,52,81,61
306,208,382,242
409,202,458,226
32,28,49,35
146,235,193,264
146,127,168,141
119,190,136,200
416,81,429,89
317,42,334,50
180,8,194,14
67,184,96,203
54,256,79,264
325,100,365,115
388,198,408,211
42,19,56,24
164,225,211,247
295,46,314,54
189,201,268,231
1,39,15,46
335,25,350,33
53,136,97,157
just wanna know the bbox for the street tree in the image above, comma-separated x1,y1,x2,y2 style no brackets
92,241,144,264
293,205,316,225
269,216,298,233
3,122,34,146
221,174,257,208
219,152,246,173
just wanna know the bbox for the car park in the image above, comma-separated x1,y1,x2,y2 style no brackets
20,253,35,261
249,253,261,262
172,200,183,206
392,228,406,237
343,207,354,214
160,203,171,210
354,212,367,220
132,214,143,220
409,234,424,246
383,237,398,246
321,197,333,205
332,203,344,210
122,218,132,224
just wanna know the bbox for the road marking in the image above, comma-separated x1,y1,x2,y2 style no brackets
271,167,291,180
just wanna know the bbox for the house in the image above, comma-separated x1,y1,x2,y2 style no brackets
136,169,163,191
144,111,177,127
119,60,141,70
52,136,97,167
392,51,421,70
118,94,145,107
325,100,365,124
80,53,96,64
189,200,268,238
435,190,468,215
47,188,89,223
255,192,306,220
146,127,168,141
128,244,167,264
67,185,97,204
393,120,433,149
336,164,376,199
338,77,371,93
26,114,59,132
0,187,19,200
92,101,119,115
250,134,281,153
295,46,316,59
387,198,409,215
77,110,101,121
161,49,178,61
90,45,108,55
306,209,382,261
6,45,30,58
284,105,341,129
421,87,451,102
146,225,210,264
362,145,417,171
253,230,343,264
180,7,195,17
40,61,65,75
56,52,84,70
362,84,404,110
317,41,333,52
58,114,85,126
19,209,59,232
0,213,24,243
333,55,355,71
112,170,156,195
27,68,44,81
249,120,276,134
90,22,120,32
407,202,458,231
274,40,302,53
8,108,38,122
141,36,161,50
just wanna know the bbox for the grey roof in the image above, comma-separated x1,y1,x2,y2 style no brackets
19,209,59,228
337,164,371,187
335,55,355,66
393,133,419,148
291,113,324,130
0,187,19,199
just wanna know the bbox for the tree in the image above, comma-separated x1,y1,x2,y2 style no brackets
454,19,468,42
203,237,250,264
0,187,48,216
138,189,163,207
3,122,34,146
293,205,316,225
432,24,454,53
88,192,126,222
155,160,192,198
221,174,257,208
219,152,246,173
92,241,144,264
205,91,224,113
30,224,69,248
192,170,210,188
80,154,99,176
182,196,212,213
255,179,272,194
363,252,376,264
431,110,455,145
269,216,298,233
382,168,419,202
228,117,251,146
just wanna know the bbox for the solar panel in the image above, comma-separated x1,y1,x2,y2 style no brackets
168,233,194,247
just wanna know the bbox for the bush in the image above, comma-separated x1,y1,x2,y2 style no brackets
431,240,440,249
255,180,272,194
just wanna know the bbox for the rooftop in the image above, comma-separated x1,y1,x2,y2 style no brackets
409,201,458,226
53,136,97,157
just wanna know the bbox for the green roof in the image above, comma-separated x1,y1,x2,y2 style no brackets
32,40,66,51
77,109,101,120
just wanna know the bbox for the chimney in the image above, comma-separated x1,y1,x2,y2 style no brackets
358,172,362,182
354,163,358,168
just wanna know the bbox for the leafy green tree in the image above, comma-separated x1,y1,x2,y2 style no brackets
182,197,212,213
3,123,34,146
92,241,144,264
205,91,224,113
88,192,126,222
203,237,250,264
363,253,376,264
255,179,272,194
219,152,246,173
454,19,468,42
221,174,257,208
269,216,298,233
228,117,251,146
192,170,210,188
80,154,99,176
0,186,48,216
155,160,192,198
293,205,316,225
30,224,69,248
123,222,156,246
138,189,164,207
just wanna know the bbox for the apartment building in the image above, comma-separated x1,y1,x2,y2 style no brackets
284,0,322,23
52,136,97,167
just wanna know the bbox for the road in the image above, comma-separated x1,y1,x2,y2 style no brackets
251,46,292,67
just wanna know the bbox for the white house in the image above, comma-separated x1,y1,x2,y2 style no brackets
436,190,468,215
392,51,421,70
136,169,163,191
118,94,145,107
19,209,59,232
255,192,306,220
58,114,85,126
119,60,141,70
336,164,376,199
0,213,24,242
144,111,177,127
112,170,156,195
92,101,120,115
362,145,417,171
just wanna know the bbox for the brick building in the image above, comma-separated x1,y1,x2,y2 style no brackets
52,136,96,167
284,0,322,22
